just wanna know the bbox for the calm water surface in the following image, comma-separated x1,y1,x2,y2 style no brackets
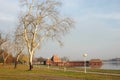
100,61,120,70
76,61,120,70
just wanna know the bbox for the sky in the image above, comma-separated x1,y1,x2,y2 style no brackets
0,0,120,60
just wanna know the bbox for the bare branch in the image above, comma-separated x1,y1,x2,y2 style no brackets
18,0,74,70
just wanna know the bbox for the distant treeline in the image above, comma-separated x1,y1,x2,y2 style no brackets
103,58,120,62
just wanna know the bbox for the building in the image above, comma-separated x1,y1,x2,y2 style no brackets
89,59,102,68
51,54,61,62
45,54,102,68
46,54,89,67
67,61,89,67
46,54,61,66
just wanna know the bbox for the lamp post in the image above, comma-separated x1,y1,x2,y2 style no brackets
64,61,66,72
47,58,50,69
83,53,88,73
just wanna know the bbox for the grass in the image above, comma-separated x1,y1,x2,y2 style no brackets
0,64,120,80
67,67,120,74
38,65,120,74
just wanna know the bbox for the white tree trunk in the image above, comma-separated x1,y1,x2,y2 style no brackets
29,52,33,70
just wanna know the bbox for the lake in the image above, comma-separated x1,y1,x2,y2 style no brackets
76,61,120,70
100,61,120,70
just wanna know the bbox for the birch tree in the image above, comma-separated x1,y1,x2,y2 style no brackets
19,0,74,70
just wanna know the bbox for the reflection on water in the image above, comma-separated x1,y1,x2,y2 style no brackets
76,61,120,70
100,61,120,70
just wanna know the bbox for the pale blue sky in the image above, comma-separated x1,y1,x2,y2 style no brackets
0,0,120,60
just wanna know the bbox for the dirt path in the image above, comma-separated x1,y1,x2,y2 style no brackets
40,75,81,80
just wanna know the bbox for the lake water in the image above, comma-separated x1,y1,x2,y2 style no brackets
76,61,120,70
100,61,120,70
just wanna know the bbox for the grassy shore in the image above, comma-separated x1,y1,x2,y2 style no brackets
0,64,120,80
67,67,120,74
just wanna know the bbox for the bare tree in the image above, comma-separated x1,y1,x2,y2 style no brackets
0,32,10,65
2,51,9,65
13,26,25,69
0,32,7,49
61,56,69,62
19,0,74,70
1,37,13,65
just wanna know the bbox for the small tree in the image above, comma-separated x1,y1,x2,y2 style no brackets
19,0,74,70
0,32,7,49
13,26,25,69
0,32,13,65
61,56,69,62
1,37,13,65
19,54,29,64
0,32,7,64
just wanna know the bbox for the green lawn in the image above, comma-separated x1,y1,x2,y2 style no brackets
67,67,120,74
0,64,120,80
